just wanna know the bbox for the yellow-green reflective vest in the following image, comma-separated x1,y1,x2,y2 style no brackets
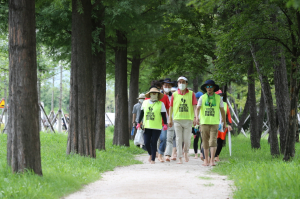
200,94,221,125
143,100,162,129
173,91,194,120
224,102,228,116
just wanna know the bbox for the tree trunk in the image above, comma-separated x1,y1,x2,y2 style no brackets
7,0,42,175
250,45,279,156
58,65,62,133
283,58,299,161
193,78,198,93
128,54,141,140
222,84,228,103
67,0,95,157
247,63,260,149
237,93,250,135
273,48,290,154
113,30,129,146
38,73,41,132
257,89,266,138
93,10,106,151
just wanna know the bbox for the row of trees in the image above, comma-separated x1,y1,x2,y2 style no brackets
1,0,300,175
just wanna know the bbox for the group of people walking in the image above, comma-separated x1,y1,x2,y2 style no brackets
132,77,232,166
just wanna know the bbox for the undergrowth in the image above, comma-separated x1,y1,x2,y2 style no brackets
0,126,145,199
212,134,300,199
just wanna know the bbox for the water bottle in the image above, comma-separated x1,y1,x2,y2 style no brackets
218,122,224,132
131,126,135,136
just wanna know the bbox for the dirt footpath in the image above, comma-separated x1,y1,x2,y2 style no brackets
64,149,233,199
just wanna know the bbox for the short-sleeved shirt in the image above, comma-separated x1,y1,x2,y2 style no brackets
197,94,224,108
132,102,142,123
170,89,198,107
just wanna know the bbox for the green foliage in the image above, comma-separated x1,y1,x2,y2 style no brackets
0,127,145,199
213,135,300,198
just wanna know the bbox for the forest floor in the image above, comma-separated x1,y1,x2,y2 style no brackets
64,149,234,199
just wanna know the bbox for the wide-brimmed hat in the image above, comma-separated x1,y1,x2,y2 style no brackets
145,87,164,100
137,94,146,99
162,78,175,86
215,90,224,96
201,80,220,92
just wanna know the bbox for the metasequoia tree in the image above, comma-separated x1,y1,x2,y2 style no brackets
113,30,129,146
93,4,106,150
67,0,95,157
7,0,42,175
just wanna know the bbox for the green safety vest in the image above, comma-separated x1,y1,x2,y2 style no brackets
173,91,194,120
224,102,227,116
200,94,221,125
143,100,162,129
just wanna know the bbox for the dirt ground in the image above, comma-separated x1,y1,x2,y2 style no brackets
64,149,234,199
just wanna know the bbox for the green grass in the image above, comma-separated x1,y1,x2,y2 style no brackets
0,126,145,199
198,176,213,180
212,134,300,199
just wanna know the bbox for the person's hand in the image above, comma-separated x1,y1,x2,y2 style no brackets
163,124,168,131
132,122,136,127
168,120,173,128
227,125,232,131
223,122,227,131
196,117,200,125
136,123,140,130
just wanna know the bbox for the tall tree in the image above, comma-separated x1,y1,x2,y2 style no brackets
67,0,96,157
7,0,42,175
93,5,106,150
247,63,260,149
113,30,129,146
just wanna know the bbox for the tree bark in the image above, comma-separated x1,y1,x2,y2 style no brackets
193,78,198,93
67,0,95,157
250,45,279,156
273,48,290,154
247,63,260,149
7,0,42,175
128,53,141,140
113,30,129,146
283,58,299,161
257,89,266,138
93,10,106,150
237,93,250,135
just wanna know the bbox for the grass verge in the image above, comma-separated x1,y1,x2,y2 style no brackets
212,134,300,199
0,126,145,199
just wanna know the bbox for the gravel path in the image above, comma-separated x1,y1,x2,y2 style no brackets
64,149,233,199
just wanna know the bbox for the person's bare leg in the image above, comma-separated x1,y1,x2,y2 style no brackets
171,148,177,160
148,155,152,163
194,153,198,159
215,155,220,162
151,160,155,164
184,152,189,162
200,152,204,161
177,157,183,164
165,155,170,162
210,147,217,166
158,154,165,162
203,149,209,166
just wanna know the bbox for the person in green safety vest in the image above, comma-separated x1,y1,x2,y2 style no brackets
196,80,226,166
169,76,198,164
137,86,168,164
